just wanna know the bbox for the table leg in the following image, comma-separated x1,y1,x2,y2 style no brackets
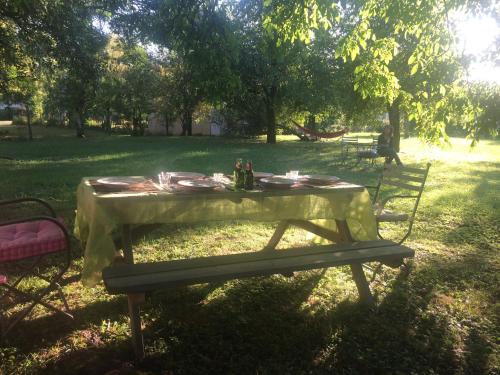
128,294,145,360
122,224,145,360
288,220,343,243
263,221,289,251
263,221,294,276
122,224,134,263
335,219,374,305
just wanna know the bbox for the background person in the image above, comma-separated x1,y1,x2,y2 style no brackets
377,125,403,166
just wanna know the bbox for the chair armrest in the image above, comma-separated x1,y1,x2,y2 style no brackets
0,198,57,217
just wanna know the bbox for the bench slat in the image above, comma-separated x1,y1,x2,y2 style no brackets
103,242,414,294
104,240,395,278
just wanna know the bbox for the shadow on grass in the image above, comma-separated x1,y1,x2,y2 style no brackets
3,255,495,374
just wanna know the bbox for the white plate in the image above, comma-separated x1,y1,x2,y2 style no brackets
253,172,274,180
260,176,296,188
96,177,146,186
177,179,220,190
165,172,206,181
302,175,340,185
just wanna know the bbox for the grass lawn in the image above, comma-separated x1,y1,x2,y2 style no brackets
1,127,498,374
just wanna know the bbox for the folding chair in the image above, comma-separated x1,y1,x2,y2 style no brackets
0,198,73,339
356,136,380,167
364,163,431,281
340,136,358,165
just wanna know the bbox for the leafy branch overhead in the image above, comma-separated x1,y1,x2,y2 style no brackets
263,0,498,143
0,0,498,143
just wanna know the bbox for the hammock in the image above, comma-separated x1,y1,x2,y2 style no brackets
292,120,348,139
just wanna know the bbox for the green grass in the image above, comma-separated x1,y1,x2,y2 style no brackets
1,127,499,374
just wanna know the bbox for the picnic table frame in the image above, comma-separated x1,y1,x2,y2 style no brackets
120,216,373,358
76,178,386,358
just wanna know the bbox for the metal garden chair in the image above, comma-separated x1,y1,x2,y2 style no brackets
0,198,73,339
370,163,431,243
356,136,380,167
340,135,358,165
365,163,431,280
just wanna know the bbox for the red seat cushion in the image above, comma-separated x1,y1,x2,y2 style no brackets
0,219,67,263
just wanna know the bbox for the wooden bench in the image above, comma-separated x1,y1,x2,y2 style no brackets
103,239,414,359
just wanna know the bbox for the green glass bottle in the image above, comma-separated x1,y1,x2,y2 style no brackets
234,158,244,189
244,160,254,190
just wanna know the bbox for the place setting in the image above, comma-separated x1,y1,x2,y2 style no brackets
259,171,341,190
90,176,159,193
90,168,342,195
156,171,235,193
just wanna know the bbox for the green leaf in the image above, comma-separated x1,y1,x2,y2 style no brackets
416,102,423,113
410,64,418,75
350,45,359,61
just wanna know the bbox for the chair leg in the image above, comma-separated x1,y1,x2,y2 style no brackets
1,284,74,339
55,282,71,312
0,257,45,298
0,257,73,339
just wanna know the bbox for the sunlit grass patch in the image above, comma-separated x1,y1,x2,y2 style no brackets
0,128,498,374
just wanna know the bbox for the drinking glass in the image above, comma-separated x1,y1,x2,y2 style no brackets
213,173,224,182
158,172,172,189
287,170,299,179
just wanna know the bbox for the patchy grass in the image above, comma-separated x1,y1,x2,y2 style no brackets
0,127,498,374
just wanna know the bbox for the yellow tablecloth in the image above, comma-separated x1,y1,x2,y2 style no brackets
74,178,377,286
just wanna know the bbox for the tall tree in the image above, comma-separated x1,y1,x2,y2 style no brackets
112,0,239,136
1,0,116,136
120,42,158,135
264,0,496,144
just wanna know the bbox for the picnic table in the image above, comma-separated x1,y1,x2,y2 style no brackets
74,176,378,286
73,174,418,358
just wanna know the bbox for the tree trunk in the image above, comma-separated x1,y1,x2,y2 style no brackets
164,111,170,136
138,111,144,136
104,108,111,134
265,86,277,144
132,116,139,135
387,98,401,152
132,109,143,136
73,111,85,138
181,110,192,136
266,104,276,144
25,104,33,141
6,104,13,121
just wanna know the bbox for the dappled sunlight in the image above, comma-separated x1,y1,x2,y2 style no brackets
401,137,498,164
13,152,140,166
1,130,498,374
2,0,499,369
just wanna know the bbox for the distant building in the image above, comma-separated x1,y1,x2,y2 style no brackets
147,110,225,136
0,103,26,111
